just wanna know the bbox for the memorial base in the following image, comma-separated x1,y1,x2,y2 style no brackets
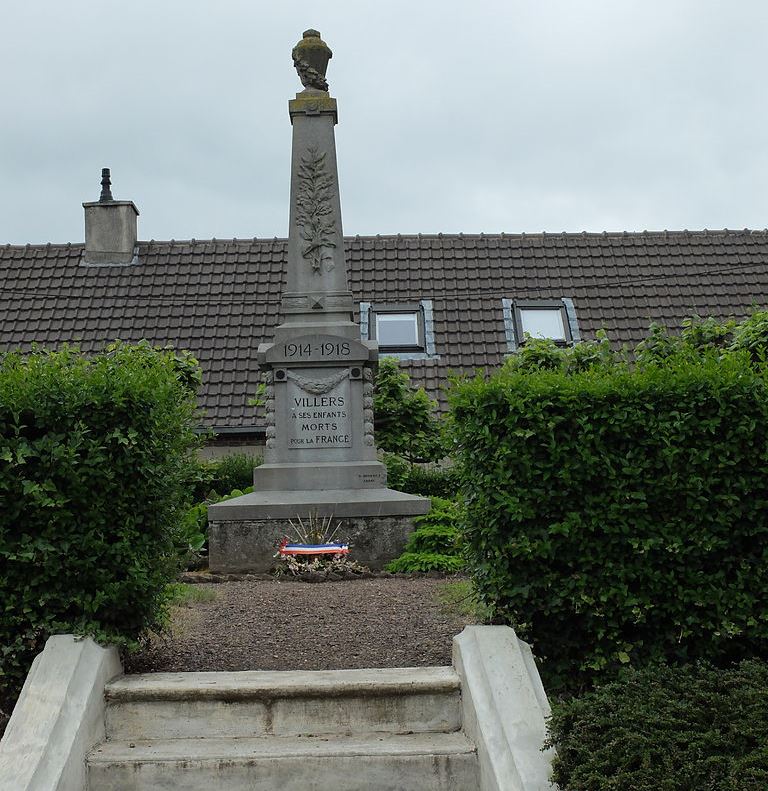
207,488,430,573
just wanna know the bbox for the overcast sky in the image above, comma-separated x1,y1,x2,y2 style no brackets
2,1,767,245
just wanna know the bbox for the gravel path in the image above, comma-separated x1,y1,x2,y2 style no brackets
125,577,475,674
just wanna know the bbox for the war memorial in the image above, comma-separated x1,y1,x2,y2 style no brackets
207,30,431,572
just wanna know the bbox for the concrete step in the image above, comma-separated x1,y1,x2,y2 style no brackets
105,666,461,740
87,732,479,791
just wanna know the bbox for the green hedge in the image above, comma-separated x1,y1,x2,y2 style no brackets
547,660,768,790
450,353,768,690
0,343,201,695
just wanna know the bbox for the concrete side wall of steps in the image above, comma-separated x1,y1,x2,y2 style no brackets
0,635,122,791
453,626,556,791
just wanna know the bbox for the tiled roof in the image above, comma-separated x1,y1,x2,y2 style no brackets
2,230,767,428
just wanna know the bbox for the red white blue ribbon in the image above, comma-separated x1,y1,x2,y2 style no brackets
279,540,349,556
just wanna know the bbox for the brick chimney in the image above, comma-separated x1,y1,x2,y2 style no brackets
82,168,139,264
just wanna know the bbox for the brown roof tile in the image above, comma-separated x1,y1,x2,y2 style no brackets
2,230,768,427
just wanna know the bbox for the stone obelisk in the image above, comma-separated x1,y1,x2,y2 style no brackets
207,30,429,573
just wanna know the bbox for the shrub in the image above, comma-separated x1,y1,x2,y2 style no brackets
547,660,768,790
402,464,460,498
730,309,768,363
0,342,201,697
374,357,444,463
450,352,768,691
386,497,465,573
208,452,261,495
381,452,460,498
181,483,256,562
504,331,618,375
191,452,261,501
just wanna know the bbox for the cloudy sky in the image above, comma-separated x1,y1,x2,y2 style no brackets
2,1,767,245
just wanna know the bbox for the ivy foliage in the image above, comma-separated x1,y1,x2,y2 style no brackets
0,342,202,696
450,345,768,691
547,660,768,790
374,357,444,463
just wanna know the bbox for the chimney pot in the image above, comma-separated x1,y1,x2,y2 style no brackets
99,168,114,202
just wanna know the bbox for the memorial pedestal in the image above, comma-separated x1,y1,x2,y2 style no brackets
208,488,429,573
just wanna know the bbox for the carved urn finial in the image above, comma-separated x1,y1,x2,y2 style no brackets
99,167,113,202
292,29,333,92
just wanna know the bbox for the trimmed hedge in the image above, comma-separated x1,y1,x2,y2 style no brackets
450,352,768,690
547,660,768,790
0,343,201,695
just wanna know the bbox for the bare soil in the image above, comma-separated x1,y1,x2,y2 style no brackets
125,576,474,674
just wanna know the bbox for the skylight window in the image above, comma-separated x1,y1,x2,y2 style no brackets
518,307,567,341
368,303,425,351
359,300,438,360
501,298,579,351
375,312,421,347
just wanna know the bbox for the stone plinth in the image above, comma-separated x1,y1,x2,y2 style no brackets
207,488,430,573
209,513,421,574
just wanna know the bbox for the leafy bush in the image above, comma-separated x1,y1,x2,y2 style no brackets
504,330,618,374
381,451,410,490
382,452,460,498
450,352,768,691
181,483,256,562
386,552,464,573
386,497,465,573
730,309,768,363
547,660,768,790
374,357,444,463
191,452,261,501
0,342,201,697
634,311,768,367
402,464,460,498
208,452,261,495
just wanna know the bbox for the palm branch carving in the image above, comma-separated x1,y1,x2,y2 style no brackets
296,146,337,274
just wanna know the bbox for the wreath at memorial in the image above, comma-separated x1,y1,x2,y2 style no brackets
273,512,368,579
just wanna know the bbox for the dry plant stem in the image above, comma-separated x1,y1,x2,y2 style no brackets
287,511,344,545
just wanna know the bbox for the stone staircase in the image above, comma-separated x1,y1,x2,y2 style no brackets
86,666,480,790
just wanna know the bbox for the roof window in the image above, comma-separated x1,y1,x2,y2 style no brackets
502,298,580,351
359,300,439,360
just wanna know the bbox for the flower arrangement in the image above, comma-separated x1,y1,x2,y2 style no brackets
273,512,369,579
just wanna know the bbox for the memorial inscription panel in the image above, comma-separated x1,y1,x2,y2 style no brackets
286,367,352,449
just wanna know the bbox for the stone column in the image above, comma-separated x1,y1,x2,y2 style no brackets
207,30,430,573
255,31,382,492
